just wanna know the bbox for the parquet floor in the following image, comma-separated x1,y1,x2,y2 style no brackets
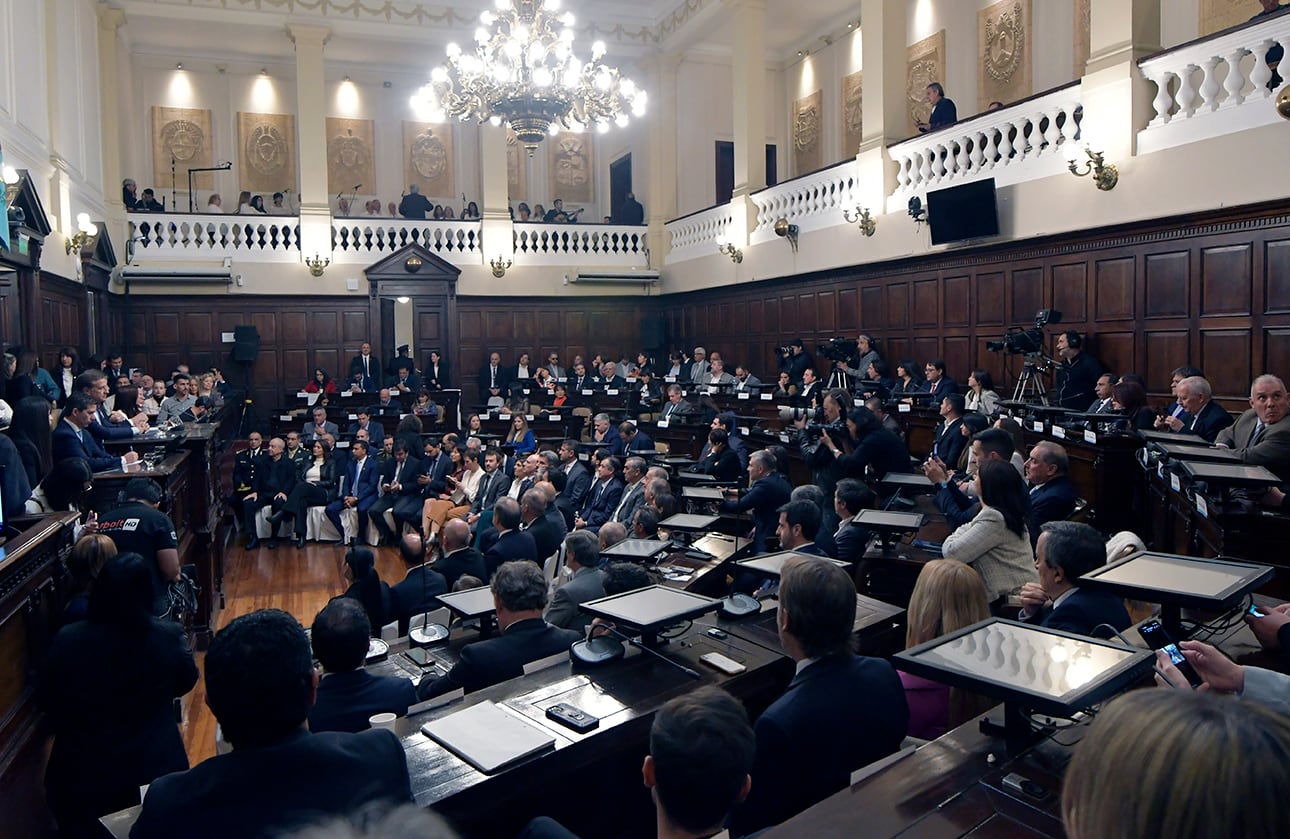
179,538,406,764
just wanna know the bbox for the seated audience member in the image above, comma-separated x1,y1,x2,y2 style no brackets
348,409,384,444
695,427,742,482
433,519,487,591
930,393,968,467
303,405,339,443
545,530,605,632
790,484,838,560
1088,372,1116,414
52,391,138,472
304,368,338,395
1061,689,1290,839
632,505,661,540
342,547,394,634
277,439,338,549
729,557,908,835
597,521,628,551
941,460,1037,611
38,554,198,836
833,478,877,565
1156,639,1290,718
965,369,1000,416
505,414,537,456
721,450,792,554
1243,599,1290,664
483,497,538,579
416,561,581,699
391,533,448,634
129,609,412,838
899,559,993,740
307,598,417,733
954,412,991,473
892,360,924,396
866,395,904,439
590,413,624,455
1111,380,1157,430
1019,521,1131,638
521,487,566,561
925,427,1018,529
242,436,297,550
157,374,196,424
1155,365,1205,428
925,359,958,402
24,457,95,535
1215,374,1290,481
325,439,380,544
603,561,653,596
775,499,827,556
1024,441,1079,546
575,456,624,531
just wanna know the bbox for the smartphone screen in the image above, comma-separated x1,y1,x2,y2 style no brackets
1139,619,1169,650
404,648,432,668
1162,642,1204,687
1249,604,1267,618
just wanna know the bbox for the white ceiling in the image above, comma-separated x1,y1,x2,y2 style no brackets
115,0,865,74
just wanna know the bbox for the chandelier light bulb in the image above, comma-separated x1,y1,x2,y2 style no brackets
592,41,606,60
489,115,503,126
533,66,553,86
480,10,494,24
547,0,560,9
494,0,508,9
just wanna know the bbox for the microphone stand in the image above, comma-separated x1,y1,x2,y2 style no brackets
188,162,232,212
170,157,177,213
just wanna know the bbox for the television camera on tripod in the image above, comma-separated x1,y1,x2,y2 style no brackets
986,309,1062,403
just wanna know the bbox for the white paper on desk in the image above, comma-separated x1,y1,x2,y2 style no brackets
737,392,750,400
657,419,669,429
760,393,772,401
898,403,910,413
548,413,561,420
421,701,556,774
305,393,320,406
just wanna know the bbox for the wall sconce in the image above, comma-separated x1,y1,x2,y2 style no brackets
1068,148,1118,191
715,239,743,264
305,253,330,276
65,212,97,255
773,218,799,252
1277,86,1290,121
843,206,877,237
490,255,513,277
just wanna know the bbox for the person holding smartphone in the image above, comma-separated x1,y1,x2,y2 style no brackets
1155,639,1290,717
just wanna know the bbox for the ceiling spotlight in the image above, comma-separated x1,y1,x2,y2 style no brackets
343,75,351,82
260,68,268,76
176,62,183,70
383,81,392,88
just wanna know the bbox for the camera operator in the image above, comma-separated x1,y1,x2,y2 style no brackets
777,339,811,386
1054,330,1103,410
793,388,850,498
836,334,882,389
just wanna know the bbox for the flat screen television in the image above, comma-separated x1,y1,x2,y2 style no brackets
927,177,1000,245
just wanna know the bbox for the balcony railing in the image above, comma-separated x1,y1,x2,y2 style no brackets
885,83,1082,212
513,222,648,266
750,160,860,244
665,204,736,264
1137,12,1290,154
128,214,301,262
331,219,481,265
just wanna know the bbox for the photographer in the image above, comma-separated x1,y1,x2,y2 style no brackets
794,388,850,498
778,338,811,386
819,405,911,481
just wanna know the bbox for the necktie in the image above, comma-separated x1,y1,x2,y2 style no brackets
491,367,497,387
1250,422,1267,448
363,357,369,377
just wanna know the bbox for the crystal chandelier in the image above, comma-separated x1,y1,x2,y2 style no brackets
412,0,646,155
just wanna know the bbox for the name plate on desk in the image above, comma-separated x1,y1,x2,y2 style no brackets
295,391,311,398
1052,425,1066,440
898,403,911,413
607,389,619,396
1170,473,1181,492
499,414,511,420
280,414,292,421
760,393,772,401
525,415,535,422
779,432,790,443
1196,495,1209,517
1084,429,1098,444
737,392,750,400
582,390,594,396
1157,463,1165,479
547,413,561,420
665,376,677,383
626,377,638,383
1033,421,1044,432
657,419,670,429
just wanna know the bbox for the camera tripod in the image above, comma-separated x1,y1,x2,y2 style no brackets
826,365,851,391
1011,355,1050,404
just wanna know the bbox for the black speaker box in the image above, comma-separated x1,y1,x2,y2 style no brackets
231,325,260,363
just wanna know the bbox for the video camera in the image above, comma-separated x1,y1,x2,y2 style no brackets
816,337,859,364
986,309,1062,356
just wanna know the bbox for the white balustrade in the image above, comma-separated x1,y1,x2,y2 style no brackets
885,84,1082,213
332,219,481,265
665,204,735,264
1138,13,1290,154
512,223,648,267
750,160,860,243
128,214,301,262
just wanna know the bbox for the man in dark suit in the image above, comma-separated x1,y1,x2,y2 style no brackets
415,560,580,699
796,368,822,409
608,456,648,528
307,599,417,733
348,341,383,392
1160,376,1232,443
733,365,762,394
52,392,137,473
917,81,957,131
1024,441,1080,549
479,351,506,402
465,448,512,537
569,361,592,393
721,450,792,554
925,359,958,403
394,436,450,537
620,421,654,453
1019,521,1131,639
347,409,384,445
433,520,487,590
520,488,565,562
369,440,421,546
76,370,146,441
557,440,591,507
728,557,908,836
243,437,298,549
1216,374,1290,481
1054,331,1104,411
0,435,31,522
598,362,626,392
129,609,412,839
325,440,381,544
931,393,968,468
575,457,625,531
388,533,448,633
833,479,878,565
590,413,625,456
1087,373,1116,414
545,530,604,632
775,500,829,557
483,498,538,579
784,339,810,386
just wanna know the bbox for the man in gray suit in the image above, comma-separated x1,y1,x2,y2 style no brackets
303,406,339,443
1216,374,1290,481
734,365,763,394
689,347,710,384
611,456,648,527
545,530,605,632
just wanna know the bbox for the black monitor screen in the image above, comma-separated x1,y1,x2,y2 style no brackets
579,586,719,632
436,586,498,619
927,178,999,245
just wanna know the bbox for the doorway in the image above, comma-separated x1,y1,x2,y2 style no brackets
610,154,632,223
715,142,779,204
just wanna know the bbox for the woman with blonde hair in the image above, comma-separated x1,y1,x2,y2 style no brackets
899,559,994,739
504,413,536,456
1063,688,1290,839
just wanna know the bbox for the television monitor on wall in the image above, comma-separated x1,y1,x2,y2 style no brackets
927,177,1000,245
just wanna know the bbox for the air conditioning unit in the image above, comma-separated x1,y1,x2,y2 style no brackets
118,264,233,283
572,269,659,284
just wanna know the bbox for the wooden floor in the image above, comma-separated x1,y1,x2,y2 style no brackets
179,537,407,765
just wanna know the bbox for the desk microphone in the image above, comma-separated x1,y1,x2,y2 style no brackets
595,624,701,679
409,552,449,647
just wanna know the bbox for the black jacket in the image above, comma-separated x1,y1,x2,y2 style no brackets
415,618,581,699
434,548,487,591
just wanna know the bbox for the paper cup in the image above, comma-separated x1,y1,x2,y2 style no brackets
368,712,397,730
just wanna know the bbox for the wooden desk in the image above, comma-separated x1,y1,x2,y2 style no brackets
0,512,81,839
724,594,907,659
478,412,585,446
1022,425,1144,535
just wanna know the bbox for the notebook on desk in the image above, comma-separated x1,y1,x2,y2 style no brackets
421,701,556,774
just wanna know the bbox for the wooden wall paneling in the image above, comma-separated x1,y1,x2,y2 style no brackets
912,337,940,367
1093,255,1136,323
748,299,765,334
886,282,908,331
154,312,180,345
977,272,1005,325
1051,262,1088,324
280,311,308,343
860,286,882,330
1094,331,1137,383
976,339,1007,385
1143,330,1191,396
1009,266,1044,327
1199,243,1253,317
1265,238,1290,314
1144,250,1190,318
912,278,939,328
1264,328,1290,378
281,349,310,384
943,275,969,327
813,290,838,335
943,336,972,377
1200,329,1253,398
837,286,859,332
779,295,799,336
